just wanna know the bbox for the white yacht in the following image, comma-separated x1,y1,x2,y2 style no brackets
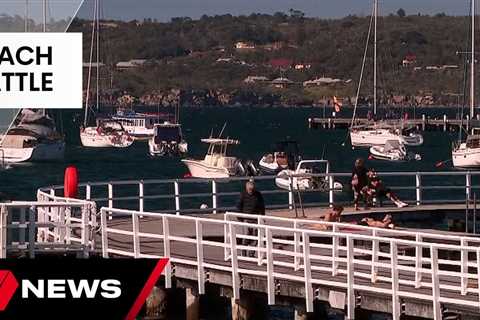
148,122,188,156
0,110,65,163
350,124,423,147
182,138,243,178
80,119,133,148
258,140,301,174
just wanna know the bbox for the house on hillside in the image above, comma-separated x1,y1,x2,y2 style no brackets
83,62,105,68
303,77,342,87
294,63,312,70
235,41,255,49
244,76,270,84
271,77,294,89
116,59,148,70
262,42,285,51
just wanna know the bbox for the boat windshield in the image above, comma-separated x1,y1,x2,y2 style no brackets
154,126,181,143
466,135,480,148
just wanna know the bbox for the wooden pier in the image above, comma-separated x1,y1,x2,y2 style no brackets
308,116,480,131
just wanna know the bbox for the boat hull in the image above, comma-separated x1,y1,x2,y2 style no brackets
181,159,231,178
351,130,423,147
80,128,133,148
0,141,65,163
452,147,480,168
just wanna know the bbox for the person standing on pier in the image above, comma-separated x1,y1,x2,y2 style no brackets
236,180,265,257
351,158,369,210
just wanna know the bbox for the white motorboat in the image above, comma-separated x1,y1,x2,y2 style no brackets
258,140,301,174
182,138,246,178
370,140,421,162
148,122,188,156
275,160,343,191
80,120,133,148
350,124,423,147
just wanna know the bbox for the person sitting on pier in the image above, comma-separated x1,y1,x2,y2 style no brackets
306,205,344,230
236,180,265,257
351,158,370,210
366,170,408,208
358,214,395,229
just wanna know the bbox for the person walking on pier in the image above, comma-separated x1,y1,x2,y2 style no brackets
236,180,265,257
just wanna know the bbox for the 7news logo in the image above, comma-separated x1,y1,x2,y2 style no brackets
0,258,169,320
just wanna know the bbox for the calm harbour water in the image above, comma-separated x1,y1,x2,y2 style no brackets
0,106,463,201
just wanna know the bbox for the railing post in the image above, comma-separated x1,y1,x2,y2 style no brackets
28,206,35,259
162,216,172,288
196,220,205,294
81,205,89,258
132,212,140,258
294,221,300,271
211,180,217,214
229,224,240,300
346,236,355,320
288,176,294,210
466,172,472,201
332,224,339,276
86,184,91,200
390,241,400,320
415,234,423,288
174,180,180,215
108,183,113,220
100,209,109,258
139,181,144,212
19,207,26,246
266,228,275,305
461,238,468,295
224,214,230,261
328,174,334,207
477,249,480,311
0,205,6,258
257,217,265,265
430,246,441,320
415,173,422,206
302,232,313,313
371,229,378,283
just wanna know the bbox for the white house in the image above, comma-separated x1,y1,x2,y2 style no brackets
116,59,148,69
235,41,255,49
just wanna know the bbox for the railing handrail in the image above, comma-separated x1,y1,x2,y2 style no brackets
99,206,480,319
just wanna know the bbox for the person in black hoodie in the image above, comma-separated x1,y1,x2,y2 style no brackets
351,158,369,210
236,180,265,257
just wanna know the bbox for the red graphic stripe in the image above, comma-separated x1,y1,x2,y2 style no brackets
125,258,169,320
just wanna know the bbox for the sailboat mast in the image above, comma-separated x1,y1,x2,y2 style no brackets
373,0,378,116
471,0,475,119
25,0,29,32
96,0,100,111
84,0,98,126
43,0,47,32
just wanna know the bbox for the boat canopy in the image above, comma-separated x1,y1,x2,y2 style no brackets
154,125,182,143
201,138,240,145
466,134,480,148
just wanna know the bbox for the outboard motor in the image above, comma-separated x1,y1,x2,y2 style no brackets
234,160,246,176
245,160,259,176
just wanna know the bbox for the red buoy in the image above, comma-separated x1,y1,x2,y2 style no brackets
64,166,78,198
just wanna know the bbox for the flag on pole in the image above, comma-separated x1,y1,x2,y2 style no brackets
333,96,342,112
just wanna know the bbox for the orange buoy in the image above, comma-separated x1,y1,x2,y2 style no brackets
64,166,78,198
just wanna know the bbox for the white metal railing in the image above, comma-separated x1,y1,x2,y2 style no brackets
100,207,480,320
38,171,480,215
0,200,96,258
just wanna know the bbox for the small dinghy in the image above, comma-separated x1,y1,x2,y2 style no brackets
369,140,421,162
275,160,343,191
